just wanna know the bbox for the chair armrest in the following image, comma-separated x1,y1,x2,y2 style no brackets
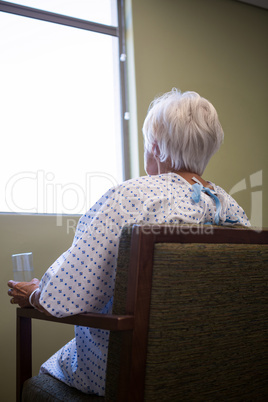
16,307,134,401
17,307,134,331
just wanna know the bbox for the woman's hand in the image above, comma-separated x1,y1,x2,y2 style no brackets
7,278,40,308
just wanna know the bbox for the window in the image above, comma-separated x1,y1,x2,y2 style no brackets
0,0,129,214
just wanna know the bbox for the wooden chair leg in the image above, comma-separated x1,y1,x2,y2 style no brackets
16,309,32,402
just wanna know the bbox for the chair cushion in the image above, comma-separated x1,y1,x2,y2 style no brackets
22,374,104,402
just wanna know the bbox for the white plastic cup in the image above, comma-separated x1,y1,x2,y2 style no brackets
12,252,34,282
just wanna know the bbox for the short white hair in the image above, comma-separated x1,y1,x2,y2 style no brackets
142,88,224,175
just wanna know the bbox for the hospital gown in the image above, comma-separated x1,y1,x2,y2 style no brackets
39,173,250,395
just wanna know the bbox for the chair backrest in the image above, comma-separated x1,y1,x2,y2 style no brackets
106,224,268,401
18,224,268,401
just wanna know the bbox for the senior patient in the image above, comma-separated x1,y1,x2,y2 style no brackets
7,89,250,396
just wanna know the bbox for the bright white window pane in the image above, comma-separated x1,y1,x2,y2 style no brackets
0,12,123,214
2,0,118,26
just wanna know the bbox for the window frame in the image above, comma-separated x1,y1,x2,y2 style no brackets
0,0,130,182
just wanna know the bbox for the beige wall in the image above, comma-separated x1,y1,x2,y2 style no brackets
1,1,267,401
0,214,79,402
127,0,268,228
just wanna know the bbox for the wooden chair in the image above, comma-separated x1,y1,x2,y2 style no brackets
17,224,268,401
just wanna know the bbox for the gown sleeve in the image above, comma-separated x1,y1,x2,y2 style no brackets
38,186,124,317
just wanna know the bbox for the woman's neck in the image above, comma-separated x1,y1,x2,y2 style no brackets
155,159,213,189
167,168,213,189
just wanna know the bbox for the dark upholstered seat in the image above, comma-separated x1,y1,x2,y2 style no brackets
17,224,268,401
22,374,101,402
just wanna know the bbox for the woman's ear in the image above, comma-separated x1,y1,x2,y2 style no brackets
152,143,160,159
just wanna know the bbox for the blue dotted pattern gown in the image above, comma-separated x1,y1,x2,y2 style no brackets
39,173,250,395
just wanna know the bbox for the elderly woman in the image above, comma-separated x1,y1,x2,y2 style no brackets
7,89,250,396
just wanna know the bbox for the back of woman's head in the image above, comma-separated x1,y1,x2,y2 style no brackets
142,88,224,176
